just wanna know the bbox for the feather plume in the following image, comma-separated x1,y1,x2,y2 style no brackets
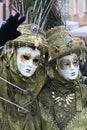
45,0,70,30
11,0,56,30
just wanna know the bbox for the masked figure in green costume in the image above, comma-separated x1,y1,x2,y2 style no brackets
0,24,48,130
38,26,87,130
0,0,57,129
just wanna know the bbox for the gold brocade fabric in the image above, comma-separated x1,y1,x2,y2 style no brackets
0,49,47,130
65,108,87,130
36,25,87,130
38,67,87,130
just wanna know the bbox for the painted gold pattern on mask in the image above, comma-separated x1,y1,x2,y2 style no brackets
21,53,41,66
20,52,41,66
21,53,31,63
33,56,41,66
60,59,70,70
72,55,79,67
59,55,79,70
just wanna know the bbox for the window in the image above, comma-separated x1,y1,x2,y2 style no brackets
74,0,78,15
83,0,87,12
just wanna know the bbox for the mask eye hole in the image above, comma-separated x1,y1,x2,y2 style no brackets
73,59,79,66
73,60,78,64
23,55,30,60
64,62,69,66
33,57,40,66
33,58,39,63
73,56,79,66
59,59,70,70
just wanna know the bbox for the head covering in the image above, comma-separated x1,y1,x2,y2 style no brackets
46,25,86,61
0,24,49,108
7,24,48,53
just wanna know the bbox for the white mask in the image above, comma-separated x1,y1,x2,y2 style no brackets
56,53,79,80
17,47,41,77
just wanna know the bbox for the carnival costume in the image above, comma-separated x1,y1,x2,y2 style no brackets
38,26,87,130
0,23,49,129
0,0,56,129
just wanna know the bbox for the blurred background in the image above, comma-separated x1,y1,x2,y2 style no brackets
0,0,87,39
0,0,87,26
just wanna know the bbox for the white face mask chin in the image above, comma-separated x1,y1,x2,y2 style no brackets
17,47,40,77
56,53,79,80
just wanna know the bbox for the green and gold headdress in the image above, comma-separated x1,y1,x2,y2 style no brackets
46,26,86,61
8,24,48,53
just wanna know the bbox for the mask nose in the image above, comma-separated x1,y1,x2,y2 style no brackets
27,59,33,68
70,63,75,70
